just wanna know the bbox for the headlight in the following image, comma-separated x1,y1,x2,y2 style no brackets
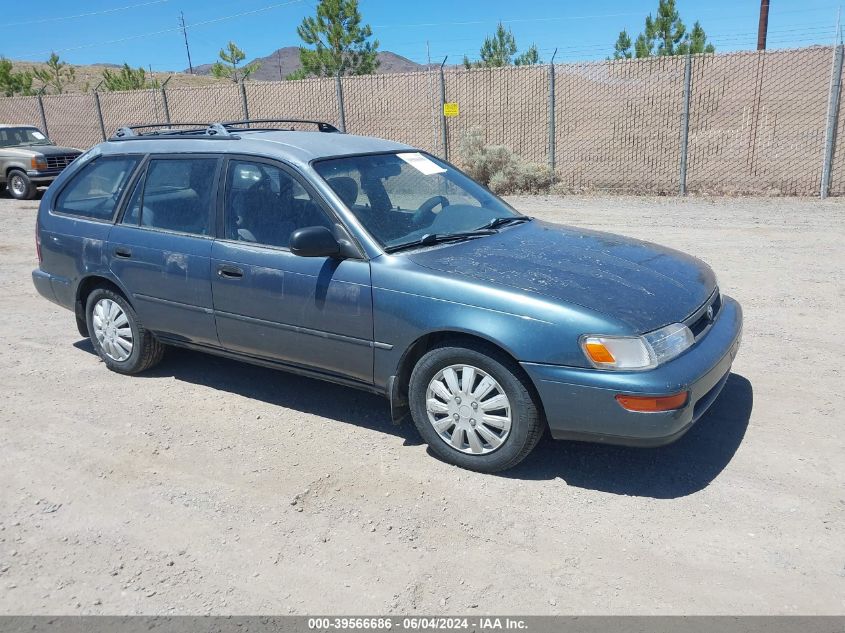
30,155,48,170
581,323,694,371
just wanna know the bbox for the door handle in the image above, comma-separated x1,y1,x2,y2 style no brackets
113,247,132,259
217,265,244,279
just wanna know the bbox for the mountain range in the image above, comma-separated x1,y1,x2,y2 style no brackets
187,47,423,80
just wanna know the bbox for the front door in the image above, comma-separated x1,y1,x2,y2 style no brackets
210,157,374,384
109,155,221,345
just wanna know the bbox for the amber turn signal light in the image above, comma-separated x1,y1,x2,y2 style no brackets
615,391,689,412
584,341,615,363
31,156,48,170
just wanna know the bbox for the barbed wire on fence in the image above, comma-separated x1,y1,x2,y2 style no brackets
0,45,841,196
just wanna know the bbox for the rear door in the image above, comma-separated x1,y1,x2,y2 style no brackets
109,155,222,345
210,156,374,383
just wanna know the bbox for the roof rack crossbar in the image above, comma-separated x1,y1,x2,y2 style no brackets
108,118,340,141
221,119,341,133
126,122,209,131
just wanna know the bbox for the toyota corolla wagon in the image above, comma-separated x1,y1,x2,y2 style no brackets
32,120,742,472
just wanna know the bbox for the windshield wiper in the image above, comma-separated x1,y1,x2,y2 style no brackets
385,229,497,253
479,215,532,230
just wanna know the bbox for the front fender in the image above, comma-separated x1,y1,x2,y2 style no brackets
370,256,629,391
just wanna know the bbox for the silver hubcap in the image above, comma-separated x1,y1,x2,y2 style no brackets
10,175,25,196
92,299,133,362
426,364,512,455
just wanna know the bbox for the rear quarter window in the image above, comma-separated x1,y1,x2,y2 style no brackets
54,156,140,221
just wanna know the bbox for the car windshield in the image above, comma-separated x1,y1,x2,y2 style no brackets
313,152,521,249
0,127,54,148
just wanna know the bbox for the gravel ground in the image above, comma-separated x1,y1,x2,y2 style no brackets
0,192,842,615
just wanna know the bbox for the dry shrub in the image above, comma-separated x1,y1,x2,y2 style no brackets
459,129,553,195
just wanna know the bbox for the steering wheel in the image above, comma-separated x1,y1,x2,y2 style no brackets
412,195,450,226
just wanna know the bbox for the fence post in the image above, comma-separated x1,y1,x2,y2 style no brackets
335,71,346,132
439,57,448,161
93,90,107,141
161,88,171,125
36,91,49,138
821,42,844,198
240,80,250,125
548,49,557,183
679,53,692,196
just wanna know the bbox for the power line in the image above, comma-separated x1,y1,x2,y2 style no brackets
180,11,194,75
370,4,842,31
12,0,305,58
4,0,170,27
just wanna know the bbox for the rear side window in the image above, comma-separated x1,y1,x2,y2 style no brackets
54,156,139,220
123,158,218,236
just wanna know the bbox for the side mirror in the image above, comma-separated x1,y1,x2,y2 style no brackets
289,226,341,258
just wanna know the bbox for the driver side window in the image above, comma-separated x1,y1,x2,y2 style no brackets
55,156,140,220
224,160,332,249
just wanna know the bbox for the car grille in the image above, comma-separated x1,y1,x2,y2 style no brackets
686,290,722,340
46,154,79,170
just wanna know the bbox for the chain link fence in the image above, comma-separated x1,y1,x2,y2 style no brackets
2,45,843,196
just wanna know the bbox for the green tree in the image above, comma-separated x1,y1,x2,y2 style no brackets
464,24,541,68
32,53,75,94
616,0,715,59
465,22,517,68
211,41,260,83
0,58,34,96
102,64,160,91
613,30,633,59
514,43,541,66
296,0,379,77
683,21,716,55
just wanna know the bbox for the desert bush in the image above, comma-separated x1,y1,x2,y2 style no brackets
488,161,553,195
459,128,553,195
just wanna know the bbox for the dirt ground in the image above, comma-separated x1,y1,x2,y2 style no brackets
0,193,842,615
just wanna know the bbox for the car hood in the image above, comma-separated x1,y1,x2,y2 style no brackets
1,144,81,157
405,220,716,332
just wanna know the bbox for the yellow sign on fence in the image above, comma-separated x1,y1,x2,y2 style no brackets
443,102,460,117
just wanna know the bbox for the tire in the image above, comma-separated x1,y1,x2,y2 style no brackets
85,287,164,375
7,169,36,200
409,341,544,473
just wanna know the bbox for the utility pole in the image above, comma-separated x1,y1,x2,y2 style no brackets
179,11,194,74
757,0,770,50
277,49,283,81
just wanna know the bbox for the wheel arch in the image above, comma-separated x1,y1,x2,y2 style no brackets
5,162,29,179
388,329,546,426
74,274,133,337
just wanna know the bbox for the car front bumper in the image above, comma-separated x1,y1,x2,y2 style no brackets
26,168,65,185
521,295,743,446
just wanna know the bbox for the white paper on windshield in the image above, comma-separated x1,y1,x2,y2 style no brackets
32,131,46,139
397,152,446,176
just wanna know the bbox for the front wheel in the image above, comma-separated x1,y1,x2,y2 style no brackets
85,288,164,374
7,169,36,200
409,342,544,473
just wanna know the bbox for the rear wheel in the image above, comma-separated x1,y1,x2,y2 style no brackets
7,170,36,200
85,288,164,374
409,341,544,473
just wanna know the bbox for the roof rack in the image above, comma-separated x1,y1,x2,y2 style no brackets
108,118,341,141
221,119,341,133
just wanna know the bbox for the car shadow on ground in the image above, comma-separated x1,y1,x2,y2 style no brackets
73,340,423,445
503,373,753,498
74,340,751,498
0,189,44,200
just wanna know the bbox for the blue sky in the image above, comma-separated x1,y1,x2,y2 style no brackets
2,0,843,70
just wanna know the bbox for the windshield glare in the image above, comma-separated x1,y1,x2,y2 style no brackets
0,127,53,148
313,152,518,249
